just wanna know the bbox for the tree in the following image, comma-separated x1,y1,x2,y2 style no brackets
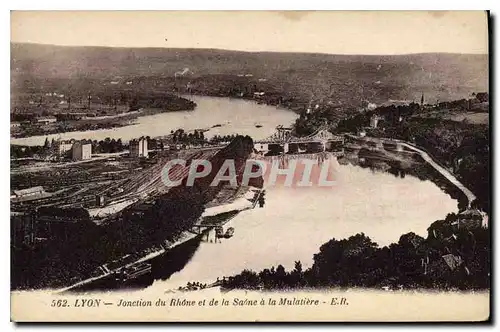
312,233,379,286
43,137,50,150
117,139,123,151
476,92,488,103
293,261,303,274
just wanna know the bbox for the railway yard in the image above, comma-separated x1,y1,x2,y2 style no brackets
10,148,221,220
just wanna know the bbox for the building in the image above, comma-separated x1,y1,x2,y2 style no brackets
370,114,380,129
54,139,74,157
254,143,270,154
11,186,49,203
130,137,149,158
36,116,57,125
72,141,92,161
455,209,489,229
95,194,105,207
10,122,21,128
12,186,45,199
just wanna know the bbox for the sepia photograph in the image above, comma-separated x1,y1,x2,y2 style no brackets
9,10,490,322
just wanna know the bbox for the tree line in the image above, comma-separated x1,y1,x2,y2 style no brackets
221,213,489,291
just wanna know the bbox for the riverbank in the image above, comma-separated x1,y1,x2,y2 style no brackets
11,95,197,139
11,90,302,142
10,95,298,146
344,135,477,210
219,208,489,292
181,90,304,113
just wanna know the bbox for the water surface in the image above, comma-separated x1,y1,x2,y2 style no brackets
10,96,298,146
151,156,458,290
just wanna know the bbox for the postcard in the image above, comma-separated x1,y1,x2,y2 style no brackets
10,10,490,322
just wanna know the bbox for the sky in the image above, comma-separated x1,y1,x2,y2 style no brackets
11,11,488,55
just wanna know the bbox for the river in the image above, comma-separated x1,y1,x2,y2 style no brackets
10,95,298,146
148,154,458,292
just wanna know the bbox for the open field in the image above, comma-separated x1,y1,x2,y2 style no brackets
414,110,489,125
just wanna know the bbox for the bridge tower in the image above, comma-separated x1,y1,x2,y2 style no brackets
276,125,292,141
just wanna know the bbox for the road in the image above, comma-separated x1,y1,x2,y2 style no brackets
399,141,477,206
347,134,477,208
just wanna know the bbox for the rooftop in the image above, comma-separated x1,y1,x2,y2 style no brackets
13,186,45,197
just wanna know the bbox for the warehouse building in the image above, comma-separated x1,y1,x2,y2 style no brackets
130,137,148,158
72,141,92,161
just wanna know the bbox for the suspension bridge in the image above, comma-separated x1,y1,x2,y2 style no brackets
254,125,344,156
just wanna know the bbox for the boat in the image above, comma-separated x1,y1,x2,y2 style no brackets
223,227,235,238
215,226,224,238
255,124,263,128
114,262,152,282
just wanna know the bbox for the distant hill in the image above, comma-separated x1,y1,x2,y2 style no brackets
11,43,488,105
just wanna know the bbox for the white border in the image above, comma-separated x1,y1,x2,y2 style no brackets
2,1,497,331
4,0,500,10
